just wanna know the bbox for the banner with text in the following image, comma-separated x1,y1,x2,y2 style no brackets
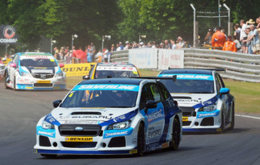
158,49,184,69
128,48,158,69
62,63,96,77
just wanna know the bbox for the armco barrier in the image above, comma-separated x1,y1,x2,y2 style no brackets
111,48,260,82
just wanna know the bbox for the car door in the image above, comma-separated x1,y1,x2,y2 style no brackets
215,73,230,125
140,83,165,144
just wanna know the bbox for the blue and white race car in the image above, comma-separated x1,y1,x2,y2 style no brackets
158,69,235,132
34,78,182,157
5,52,66,90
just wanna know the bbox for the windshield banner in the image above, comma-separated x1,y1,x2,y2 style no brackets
159,74,214,81
73,84,139,91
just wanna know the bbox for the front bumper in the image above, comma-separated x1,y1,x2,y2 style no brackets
182,110,222,132
16,76,66,90
34,126,138,155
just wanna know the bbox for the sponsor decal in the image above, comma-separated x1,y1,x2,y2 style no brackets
197,110,220,118
74,84,139,92
147,109,164,123
65,136,93,142
0,25,18,43
71,115,112,120
61,63,96,77
103,128,133,138
159,74,214,81
96,66,137,71
36,126,56,138
182,116,189,121
59,119,99,125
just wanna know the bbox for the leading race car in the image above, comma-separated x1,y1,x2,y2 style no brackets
158,68,235,133
34,78,182,157
5,52,66,90
83,62,140,80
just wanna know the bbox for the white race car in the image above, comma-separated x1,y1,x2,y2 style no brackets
5,52,66,90
34,78,182,157
158,69,235,133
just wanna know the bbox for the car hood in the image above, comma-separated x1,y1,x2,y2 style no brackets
171,93,217,108
50,107,137,125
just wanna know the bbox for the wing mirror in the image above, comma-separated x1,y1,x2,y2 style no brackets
53,100,62,108
219,88,230,95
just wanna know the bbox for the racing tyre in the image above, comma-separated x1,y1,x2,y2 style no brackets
230,103,235,130
4,72,10,89
219,110,225,133
170,117,181,150
137,123,145,156
13,76,17,90
40,154,57,158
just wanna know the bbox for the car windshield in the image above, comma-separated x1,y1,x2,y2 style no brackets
160,79,214,94
20,58,57,67
95,70,138,79
61,84,139,108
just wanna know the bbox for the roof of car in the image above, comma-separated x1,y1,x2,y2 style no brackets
97,62,136,67
160,69,214,75
79,78,143,85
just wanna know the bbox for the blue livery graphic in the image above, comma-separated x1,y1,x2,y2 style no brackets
103,128,133,138
159,74,214,81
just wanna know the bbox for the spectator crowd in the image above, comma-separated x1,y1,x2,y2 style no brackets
52,17,260,64
204,17,260,54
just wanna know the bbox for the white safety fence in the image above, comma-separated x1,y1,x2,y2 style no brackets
111,48,260,82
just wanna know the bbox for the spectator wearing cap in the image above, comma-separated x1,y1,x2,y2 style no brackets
176,36,185,49
211,27,226,50
223,35,237,52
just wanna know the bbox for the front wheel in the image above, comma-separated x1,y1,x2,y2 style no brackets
13,76,17,90
137,123,145,156
230,103,235,130
4,72,10,89
170,117,181,150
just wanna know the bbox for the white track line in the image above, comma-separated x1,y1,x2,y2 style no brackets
235,114,260,120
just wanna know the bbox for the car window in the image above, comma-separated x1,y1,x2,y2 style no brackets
140,84,153,109
149,84,161,102
157,82,171,101
215,73,224,92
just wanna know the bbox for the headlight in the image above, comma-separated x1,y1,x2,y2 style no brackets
42,120,54,129
199,104,217,112
107,121,130,130
56,72,63,77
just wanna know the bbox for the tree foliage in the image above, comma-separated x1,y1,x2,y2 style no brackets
0,0,259,52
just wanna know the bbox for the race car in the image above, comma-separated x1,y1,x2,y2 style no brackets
4,52,66,90
34,78,182,157
83,63,140,80
158,68,235,132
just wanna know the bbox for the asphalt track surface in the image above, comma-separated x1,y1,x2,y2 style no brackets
0,82,260,165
